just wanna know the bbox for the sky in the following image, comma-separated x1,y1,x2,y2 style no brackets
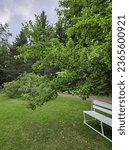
0,0,59,42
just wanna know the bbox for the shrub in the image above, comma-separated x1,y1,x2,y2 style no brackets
78,85,91,100
4,80,21,98
4,72,57,109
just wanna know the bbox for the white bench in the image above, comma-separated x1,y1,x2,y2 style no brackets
83,100,112,142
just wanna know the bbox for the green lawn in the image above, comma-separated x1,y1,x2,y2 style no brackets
0,92,112,150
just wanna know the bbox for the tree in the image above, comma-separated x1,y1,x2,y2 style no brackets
0,23,34,86
39,11,48,28
11,30,33,76
17,12,60,76
0,23,12,86
17,0,112,101
56,0,112,96
0,23,11,44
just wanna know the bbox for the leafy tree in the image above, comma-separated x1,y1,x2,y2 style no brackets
18,13,60,76
55,18,68,43
57,0,112,96
14,0,112,108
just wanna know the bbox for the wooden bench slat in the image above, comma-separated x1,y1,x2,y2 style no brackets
93,100,112,110
93,105,112,115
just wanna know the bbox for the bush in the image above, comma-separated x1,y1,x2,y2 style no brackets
4,80,21,98
78,85,91,100
23,87,57,110
4,72,57,109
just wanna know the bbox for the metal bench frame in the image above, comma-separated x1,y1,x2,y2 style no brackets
83,100,112,142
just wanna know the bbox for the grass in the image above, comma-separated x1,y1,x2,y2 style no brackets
0,92,112,150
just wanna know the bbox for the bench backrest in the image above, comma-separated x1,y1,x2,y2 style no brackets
92,100,112,115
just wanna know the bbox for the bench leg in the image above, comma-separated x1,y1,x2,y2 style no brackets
84,121,112,142
83,112,86,123
83,113,111,142
101,122,104,135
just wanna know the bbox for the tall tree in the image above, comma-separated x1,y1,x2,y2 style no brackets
0,23,11,44
39,11,48,28
18,12,59,76
10,30,33,77
0,23,12,85
18,0,112,97
0,24,34,86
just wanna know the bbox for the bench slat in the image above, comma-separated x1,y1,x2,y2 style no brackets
93,100,112,110
93,105,112,115
83,111,112,127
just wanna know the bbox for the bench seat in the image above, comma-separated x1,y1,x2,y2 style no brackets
83,111,112,127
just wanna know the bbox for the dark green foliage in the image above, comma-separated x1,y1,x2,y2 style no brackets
39,11,48,28
0,23,12,85
0,23,12,44
0,25,33,86
11,30,34,77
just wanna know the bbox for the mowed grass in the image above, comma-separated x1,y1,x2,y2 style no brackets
0,92,112,150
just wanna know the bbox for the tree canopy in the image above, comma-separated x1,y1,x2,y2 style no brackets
18,0,112,95
2,0,112,108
